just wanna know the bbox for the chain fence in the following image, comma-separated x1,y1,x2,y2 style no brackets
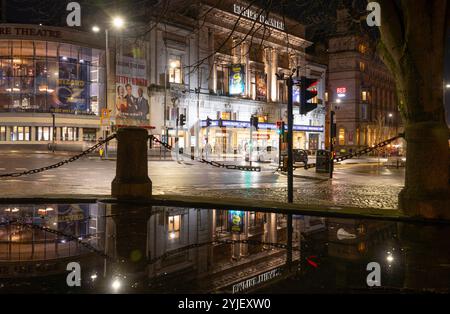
150,135,262,172
280,134,404,171
0,134,117,179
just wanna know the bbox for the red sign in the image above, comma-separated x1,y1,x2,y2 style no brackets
337,87,347,97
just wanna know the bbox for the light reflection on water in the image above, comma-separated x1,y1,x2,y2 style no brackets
0,203,449,294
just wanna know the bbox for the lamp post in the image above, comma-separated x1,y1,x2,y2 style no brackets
92,16,125,160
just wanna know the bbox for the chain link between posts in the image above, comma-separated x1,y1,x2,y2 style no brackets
0,134,117,179
280,134,404,171
149,135,262,172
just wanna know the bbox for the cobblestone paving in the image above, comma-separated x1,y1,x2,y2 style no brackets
162,182,402,210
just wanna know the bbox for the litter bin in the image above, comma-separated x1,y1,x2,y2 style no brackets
316,150,331,173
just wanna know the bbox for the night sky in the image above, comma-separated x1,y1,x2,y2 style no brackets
2,0,450,125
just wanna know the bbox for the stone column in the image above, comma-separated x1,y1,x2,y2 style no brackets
112,127,152,199
271,48,278,102
264,47,271,103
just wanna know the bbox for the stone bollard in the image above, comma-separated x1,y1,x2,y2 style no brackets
112,127,152,199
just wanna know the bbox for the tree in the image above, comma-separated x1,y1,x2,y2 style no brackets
377,0,450,219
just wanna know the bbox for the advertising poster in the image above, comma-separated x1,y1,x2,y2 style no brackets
229,210,245,233
229,64,245,96
255,73,267,101
50,57,90,113
115,42,149,126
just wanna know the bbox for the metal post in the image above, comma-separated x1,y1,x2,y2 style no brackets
175,107,179,162
287,77,294,204
330,110,335,179
52,113,56,153
249,119,253,167
104,29,110,160
205,122,210,161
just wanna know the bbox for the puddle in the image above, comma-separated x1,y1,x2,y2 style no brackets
0,203,449,294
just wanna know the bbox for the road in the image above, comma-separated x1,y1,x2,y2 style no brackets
0,151,405,209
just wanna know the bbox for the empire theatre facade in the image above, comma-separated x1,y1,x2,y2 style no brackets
0,24,106,150
147,0,327,157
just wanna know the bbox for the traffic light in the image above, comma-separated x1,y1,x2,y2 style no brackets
218,118,224,128
250,116,259,130
179,114,186,127
206,117,212,127
276,121,283,135
300,76,318,115
281,122,288,143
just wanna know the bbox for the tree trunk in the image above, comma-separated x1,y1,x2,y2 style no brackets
378,0,450,219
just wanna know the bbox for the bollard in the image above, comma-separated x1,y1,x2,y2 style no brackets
112,127,152,199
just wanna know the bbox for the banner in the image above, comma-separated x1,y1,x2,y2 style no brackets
50,56,90,113
229,64,245,96
115,42,149,126
229,210,245,233
255,73,267,101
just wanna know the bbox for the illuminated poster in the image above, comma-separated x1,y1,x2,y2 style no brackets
229,210,245,233
115,41,149,126
255,73,267,101
229,64,245,96
50,57,90,113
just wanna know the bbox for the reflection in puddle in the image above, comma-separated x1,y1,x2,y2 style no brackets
0,203,449,293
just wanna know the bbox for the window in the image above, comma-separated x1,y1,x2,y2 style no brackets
359,62,366,72
168,215,181,240
324,92,329,102
0,126,6,141
36,127,53,141
358,44,367,54
11,126,31,141
361,103,368,120
168,56,182,84
361,91,368,102
339,128,346,146
61,127,78,141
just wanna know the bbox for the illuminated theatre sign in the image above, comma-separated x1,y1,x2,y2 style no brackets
233,4,285,31
0,26,62,38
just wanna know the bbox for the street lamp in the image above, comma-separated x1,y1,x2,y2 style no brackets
92,17,126,160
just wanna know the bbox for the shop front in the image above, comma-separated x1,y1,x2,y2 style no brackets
200,119,324,160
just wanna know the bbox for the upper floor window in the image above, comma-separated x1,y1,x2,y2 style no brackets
361,91,368,102
359,62,366,72
358,44,368,54
168,56,182,84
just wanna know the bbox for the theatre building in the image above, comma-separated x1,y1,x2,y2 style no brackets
146,0,327,157
0,24,106,150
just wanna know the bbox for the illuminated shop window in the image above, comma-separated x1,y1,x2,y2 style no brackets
168,215,181,240
339,128,346,146
0,126,6,141
11,126,31,141
61,127,79,141
168,56,182,84
36,127,53,141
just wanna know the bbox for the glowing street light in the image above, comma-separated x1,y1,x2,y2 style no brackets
92,25,101,33
112,17,125,29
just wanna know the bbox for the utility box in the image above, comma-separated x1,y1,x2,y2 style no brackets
316,150,331,173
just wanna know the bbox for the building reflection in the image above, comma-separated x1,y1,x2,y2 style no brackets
1,204,449,293
0,203,104,278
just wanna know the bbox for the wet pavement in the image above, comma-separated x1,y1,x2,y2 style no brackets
0,202,449,294
0,151,404,210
